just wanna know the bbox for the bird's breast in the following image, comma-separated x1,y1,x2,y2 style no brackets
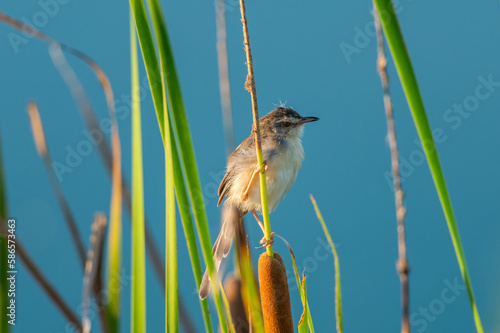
265,136,305,211
230,136,305,214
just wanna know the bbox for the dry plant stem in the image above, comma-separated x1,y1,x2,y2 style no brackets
0,11,195,332
232,220,251,333
82,214,107,333
238,0,273,258
220,281,236,333
27,102,108,332
374,7,410,333
216,11,245,327
215,0,235,156
27,102,87,268
48,42,123,331
0,12,158,283
224,274,249,333
235,218,263,332
0,221,82,332
92,233,109,333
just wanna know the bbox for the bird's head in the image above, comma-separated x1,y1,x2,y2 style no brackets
258,107,319,138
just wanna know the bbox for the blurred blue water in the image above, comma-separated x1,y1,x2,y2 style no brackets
0,0,499,332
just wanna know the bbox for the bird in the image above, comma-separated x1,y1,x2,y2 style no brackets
199,106,319,299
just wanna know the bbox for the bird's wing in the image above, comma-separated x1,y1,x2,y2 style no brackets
217,169,233,206
217,134,256,206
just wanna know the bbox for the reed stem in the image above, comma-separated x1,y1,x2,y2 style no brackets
238,0,273,258
373,7,410,332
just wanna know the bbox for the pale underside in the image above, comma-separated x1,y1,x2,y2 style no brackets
222,126,305,214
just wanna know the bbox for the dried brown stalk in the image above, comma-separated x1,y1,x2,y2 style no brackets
0,221,82,331
0,11,194,332
82,213,108,333
27,102,108,332
215,0,236,156
27,102,87,268
374,6,410,333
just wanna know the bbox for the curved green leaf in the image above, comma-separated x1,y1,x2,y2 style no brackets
372,2,483,332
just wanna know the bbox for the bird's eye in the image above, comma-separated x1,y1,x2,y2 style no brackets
283,121,291,127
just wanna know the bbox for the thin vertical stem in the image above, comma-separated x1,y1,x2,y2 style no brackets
239,0,273,258
374,6,409,333
27,102,108,332
215,0,235,156
309,196,341,333
27,102,86,268
82,214,107,333
131,14,147,333
0,10,195,332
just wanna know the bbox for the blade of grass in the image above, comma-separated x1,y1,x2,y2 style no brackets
277,235,315,333
136,2,179,330
372,2,483,331
169,119,213,333
163,71,178,333
146,0,219,289
297,274,308,333
310,195,342,333
233,221,264,333
239,244,265,333
220,282,237,333
133,0,228,330
105,108,123,333
238,0,273,258
0,134,9,333
128,1,165,138
131,14,147,333
129,2,215,331
136,1,192,331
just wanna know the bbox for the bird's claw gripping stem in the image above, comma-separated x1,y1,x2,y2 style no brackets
257,161,268,174
256,232,275,249
241,161,268,201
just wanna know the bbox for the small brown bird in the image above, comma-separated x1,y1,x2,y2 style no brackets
199,106,319,299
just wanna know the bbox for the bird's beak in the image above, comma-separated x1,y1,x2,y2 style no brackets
297,116,319,126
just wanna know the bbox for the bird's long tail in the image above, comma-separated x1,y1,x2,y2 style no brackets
199,205,239,300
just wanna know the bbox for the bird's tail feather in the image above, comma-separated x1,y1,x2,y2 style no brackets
199,205,239,300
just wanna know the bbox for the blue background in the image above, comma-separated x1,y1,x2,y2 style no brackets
1,0,499,332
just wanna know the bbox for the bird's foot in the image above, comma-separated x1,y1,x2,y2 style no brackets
241,161,268,201
256,232,275,249
257,161,268,174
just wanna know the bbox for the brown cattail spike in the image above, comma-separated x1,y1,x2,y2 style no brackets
258,252,293,332
224,274,250,333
